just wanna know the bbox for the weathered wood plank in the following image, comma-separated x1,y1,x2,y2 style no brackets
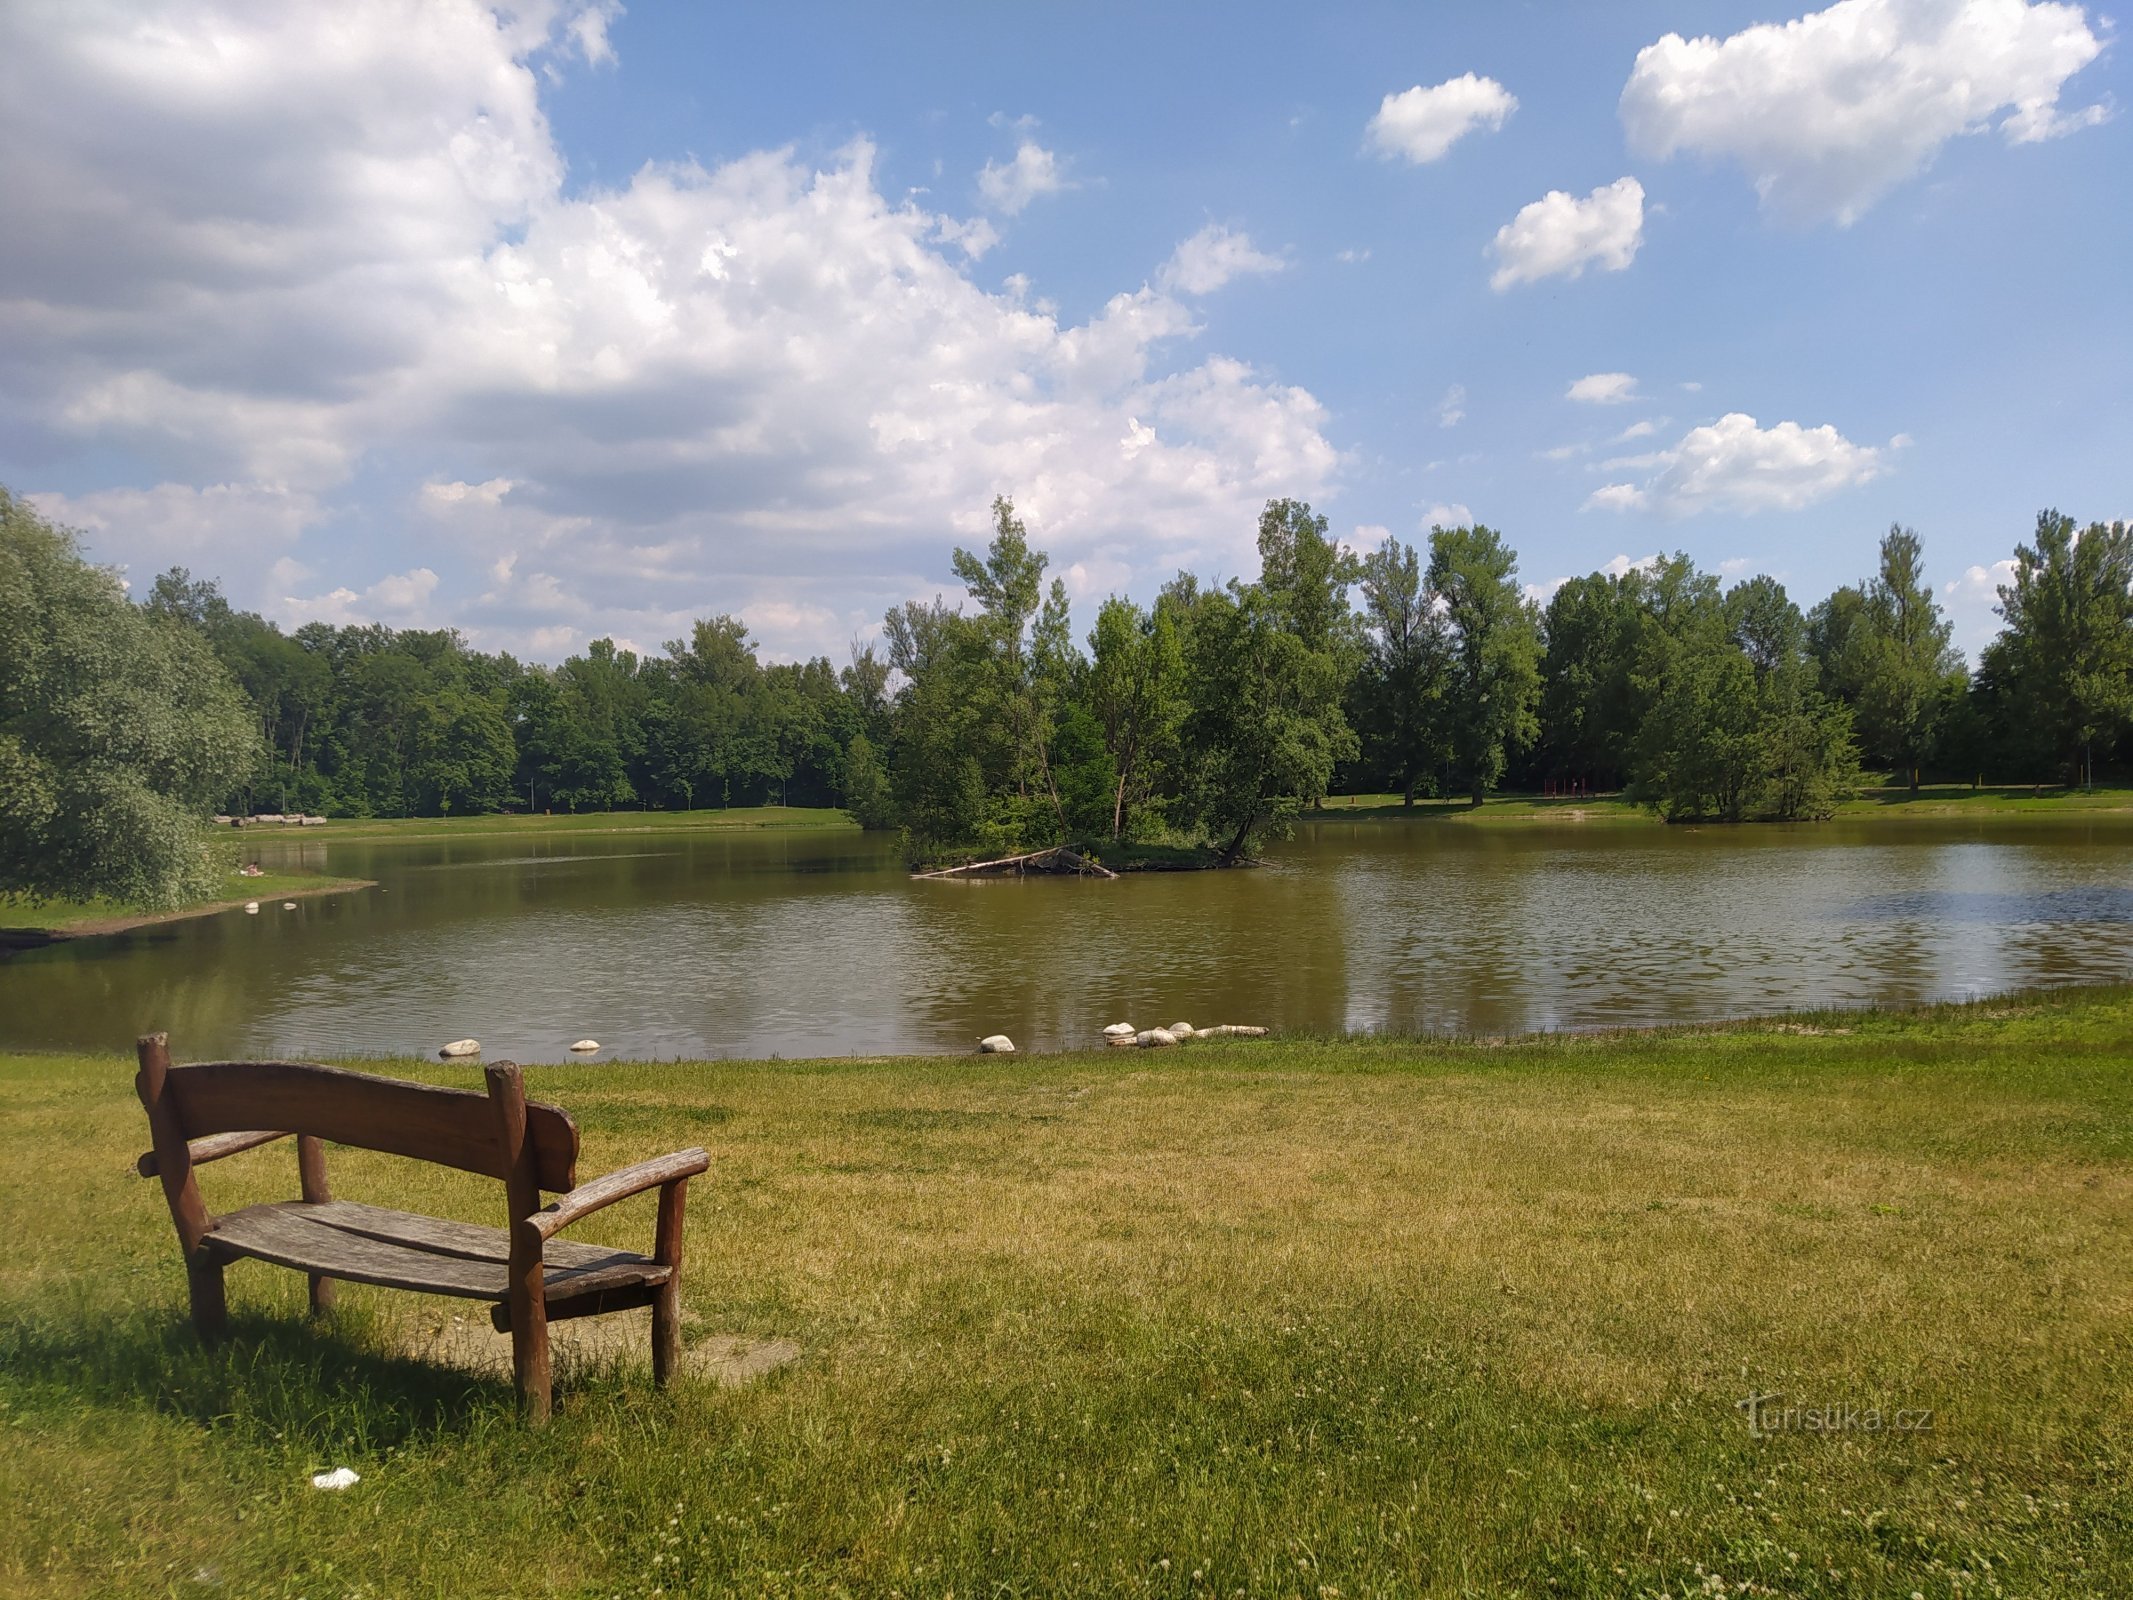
297,1133,335,1313
166,1060,578,1191
531,1147,709,1239
296,1199,632,1270
206,1202,667,1302
489,1061,552,1421
136,1128,288,1178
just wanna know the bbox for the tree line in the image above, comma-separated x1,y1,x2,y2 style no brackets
5,484,2130,902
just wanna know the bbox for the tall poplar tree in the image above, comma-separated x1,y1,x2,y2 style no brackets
1427,524,1541,806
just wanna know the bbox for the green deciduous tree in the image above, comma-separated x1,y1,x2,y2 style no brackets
1,491,258,907
1990,510,2133,787
1428,524,1541,806
1085,595,1185,837
1179,582,1356,862
1726,575,1859,820
1849,526,1962,791
1536,571,1642,790
1352,534,1449,806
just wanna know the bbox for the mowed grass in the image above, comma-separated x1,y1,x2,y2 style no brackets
3,993,2130,1597
0,871,373,938
1317,783,2133,825
244,805,857,845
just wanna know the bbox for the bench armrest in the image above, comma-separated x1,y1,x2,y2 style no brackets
530,1147,709,1240
136,1129,288,1178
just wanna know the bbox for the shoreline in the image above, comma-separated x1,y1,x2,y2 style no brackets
226,805,856,847
23,980,2100,1071
1307,786,2133,826
0,876,376,946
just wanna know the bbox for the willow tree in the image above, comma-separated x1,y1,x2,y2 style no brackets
0,489,257,908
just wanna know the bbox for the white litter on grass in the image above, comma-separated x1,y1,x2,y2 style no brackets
310,1467,360,1491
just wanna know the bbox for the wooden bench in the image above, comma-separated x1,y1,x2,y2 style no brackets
132,1032,709,1422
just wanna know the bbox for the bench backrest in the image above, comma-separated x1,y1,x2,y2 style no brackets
161,1059,579,1192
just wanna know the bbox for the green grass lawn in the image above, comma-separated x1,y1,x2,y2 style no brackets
243,805,857,845
0,870,374,939
4,991,2130,1596
1318,782,2133,824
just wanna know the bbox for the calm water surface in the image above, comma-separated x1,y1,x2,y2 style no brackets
4,819,2132,1061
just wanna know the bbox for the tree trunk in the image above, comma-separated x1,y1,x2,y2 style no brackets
1402,777,1415,809
1219,813,1256,866
1469,779,1484,808
1908,764,1919,796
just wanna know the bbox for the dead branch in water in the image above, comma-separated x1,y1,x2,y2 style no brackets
911,847,1119,881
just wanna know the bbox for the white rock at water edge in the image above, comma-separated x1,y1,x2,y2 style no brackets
1196,1025,1270,1038
1136,1028,1178,1048
1169,1022,1195,1039
438,1038,481,1058
1101,1022,1137,1039
569,1039,600,1053
978,1034,1016,1054
243,901,259,913
282,901,297,910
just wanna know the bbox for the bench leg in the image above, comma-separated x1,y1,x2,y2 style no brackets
507,1224,552,1424
187,1251,227,1343
298,1136,334,1317
651,1277,681,1387
651,1178,688,1388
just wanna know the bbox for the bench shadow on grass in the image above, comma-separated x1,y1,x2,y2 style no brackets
0,1299,512,1448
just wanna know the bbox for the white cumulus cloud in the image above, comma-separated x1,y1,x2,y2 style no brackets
1365,73,1518,163
977,140,1067,215
282,567,440,628
1621,0,2110,225
1157,225,1286,295
25,481,321,577
1943,556,2021,653
1567,372,1639,405
0,3,1342,656
1488,177,1645,291
1583,413,1890,516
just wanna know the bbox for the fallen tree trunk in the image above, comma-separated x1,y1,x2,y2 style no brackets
912,847,1119,881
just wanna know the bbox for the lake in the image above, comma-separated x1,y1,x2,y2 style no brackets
4,817,2132,1062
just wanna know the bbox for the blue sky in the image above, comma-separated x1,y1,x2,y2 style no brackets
2,0,2126,661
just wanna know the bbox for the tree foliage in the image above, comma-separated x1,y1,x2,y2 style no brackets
13,474,2128,879
1,493,257,907
1428,524,1542,805
1984,511,2133,786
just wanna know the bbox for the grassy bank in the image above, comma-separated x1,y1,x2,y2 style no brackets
1317,782,2133,824
0,870,374,941
226,804,858,846
4,991,2130,1596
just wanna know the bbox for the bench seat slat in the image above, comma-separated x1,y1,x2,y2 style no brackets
289,1199,630,1269
206,1201,670,1303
